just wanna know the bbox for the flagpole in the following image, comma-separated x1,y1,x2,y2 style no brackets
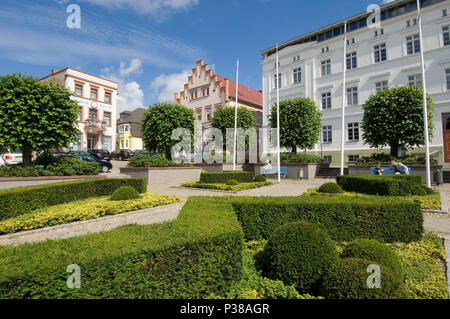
233,58,239,171
276,44,281,183
340,21,348,176
417,0,431,188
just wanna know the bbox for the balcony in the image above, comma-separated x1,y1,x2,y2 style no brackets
84,119,108,133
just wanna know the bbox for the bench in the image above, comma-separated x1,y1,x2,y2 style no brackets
370,167,412,175
261,166,288,179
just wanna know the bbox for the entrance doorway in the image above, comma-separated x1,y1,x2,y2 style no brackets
442,113,450,163
87,135,98,150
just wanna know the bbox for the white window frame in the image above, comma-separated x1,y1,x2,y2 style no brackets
346,87,358,106
321,92,332,110
348,155,360,163
293,68,302,85
322,125,332,143
374,43,387,63
406,34,421,55
443,25,450,47
274,73,282,89
346,52,357,70
348,122,360,142
408,74,422,87
446,68,450,91
375,80,388,92
321,59,331,76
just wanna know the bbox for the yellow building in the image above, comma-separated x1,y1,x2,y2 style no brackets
116,108,145,151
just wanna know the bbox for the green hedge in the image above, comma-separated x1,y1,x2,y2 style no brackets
0,178,146,221
0,197,244,299
200,171,254,183
336,175,425,196
232,196,423,243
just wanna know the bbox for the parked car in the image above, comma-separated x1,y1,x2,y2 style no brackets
52,150,69,158
88,149,112,161
77,155,113,173
2,149,23,165
133,150,158,157
67,150,90,156
0,156,5,167
111,149,134,161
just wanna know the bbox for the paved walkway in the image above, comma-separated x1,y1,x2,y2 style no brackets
425,184,450,237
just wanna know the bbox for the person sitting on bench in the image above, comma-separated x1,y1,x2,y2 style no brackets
263,160,272,171
373,163,383,176
390,160,409,175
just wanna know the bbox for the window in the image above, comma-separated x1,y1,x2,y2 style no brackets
194,90,198,99
125,125,129,132
206,87,210,96
406,34,420,55
190,90,194,100
90,88,98,100
408,74,422,87
323,155,332,163
374,43,387,63
206,107,212,122
256,113,262,126
293,68,302,84
274,73,282,89
322,92,332,110
346,87,358,106
75,84,83,97
348,123,360,141
102,136,111,151
374,29,384,37
321,59,331,76
346,52,357,70
375,80,388,92
104,112,111,126
78,107,83,122
105,92,112,104
196,108,202,121
446,69,450,90
348,155,360,163
322,125,332,143
443,9,448,17
443,26,449,47
89,109,97,120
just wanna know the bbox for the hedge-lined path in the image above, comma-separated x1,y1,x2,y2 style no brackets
425,184,450,237
0,201,185,246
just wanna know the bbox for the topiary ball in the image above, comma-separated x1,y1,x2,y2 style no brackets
110,186,140,201
226,179,239,186
320,258,408,299
318,182,344,194
254,175,267,182
341,239,404,280
262,221,339,293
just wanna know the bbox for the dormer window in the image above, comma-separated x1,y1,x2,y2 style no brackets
443,9,448,17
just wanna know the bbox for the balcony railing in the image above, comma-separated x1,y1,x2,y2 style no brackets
84,119,108,131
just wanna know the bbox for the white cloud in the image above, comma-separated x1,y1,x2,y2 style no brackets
150,70,190,103
119,58,143,77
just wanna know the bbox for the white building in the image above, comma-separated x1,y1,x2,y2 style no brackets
261,0,450,166
40,68,118,152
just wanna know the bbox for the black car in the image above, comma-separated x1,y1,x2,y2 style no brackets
111,149,134,161
78,155,113,173
88,149,112,161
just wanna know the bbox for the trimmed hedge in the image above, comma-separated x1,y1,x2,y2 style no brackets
110,186,141,201
318,183,344,194
200,171,254,184
0,197,244,299
0,178,147,221
232,196,423,243
336,175,425,196
181,181,274,192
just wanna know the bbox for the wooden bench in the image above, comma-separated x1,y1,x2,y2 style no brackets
261,166,288,179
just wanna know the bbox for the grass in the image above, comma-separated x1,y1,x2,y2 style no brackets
0,192,181,235
181,181,275,192
303,187,441,210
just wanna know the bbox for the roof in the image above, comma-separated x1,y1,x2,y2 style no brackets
228,80,262,107
117,108,146,125
40,67,118,85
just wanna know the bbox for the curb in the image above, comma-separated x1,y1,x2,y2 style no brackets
0,175,102,182
423,190,449,215
0,201,185,246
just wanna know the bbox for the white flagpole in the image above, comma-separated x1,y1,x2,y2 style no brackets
276,44,281,183
417,0,431,188
233,58,239,171
340,22,348,176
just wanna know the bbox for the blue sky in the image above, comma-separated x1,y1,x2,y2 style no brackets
0,0,391,114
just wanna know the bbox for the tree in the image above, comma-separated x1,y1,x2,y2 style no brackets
141,103,194,159
0,74,80,167
269,98,322,153
362,85,434,157
211,106,256,149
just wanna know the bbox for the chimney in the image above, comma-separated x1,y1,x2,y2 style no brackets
174,93,178,104
50,69,59,75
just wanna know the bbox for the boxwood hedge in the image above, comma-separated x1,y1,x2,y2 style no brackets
0,178,146,221
232,196,423,243
200,171,254,184
336,175,425,196
0,197,244,299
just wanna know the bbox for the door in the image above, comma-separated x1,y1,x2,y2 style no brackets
443,114,450,163
87,135,98,150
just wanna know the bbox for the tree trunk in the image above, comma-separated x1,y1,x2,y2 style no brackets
291,146,296,153
22,148,33,168
390,143,399,158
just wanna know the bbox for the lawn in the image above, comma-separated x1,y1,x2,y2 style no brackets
181,181,275,192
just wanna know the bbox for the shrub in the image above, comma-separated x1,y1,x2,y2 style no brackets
182,182,273,192
111,186,141,201
320,258,409,299
280,153,322,163
318,183,344,194
33,151,57,167
341,239,404,280
0,178,147,221
128,155,191,168
254,175,267,182
232,196,423,243
200,171,254,183
0,197,244,299
336,175,426,196
0,193,180,235
226,179,239,186
262,221,339,292
355,153,438,166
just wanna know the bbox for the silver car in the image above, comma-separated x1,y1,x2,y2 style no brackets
0,156,5,167
2,150,23,165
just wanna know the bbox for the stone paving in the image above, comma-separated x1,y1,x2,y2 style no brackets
425,184,450,237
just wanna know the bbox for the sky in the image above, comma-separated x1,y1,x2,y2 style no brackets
0,0,394,114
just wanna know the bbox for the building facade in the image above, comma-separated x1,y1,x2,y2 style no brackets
261,0,450,165
116,108,145,151
40,68,118,152
175,60,263,131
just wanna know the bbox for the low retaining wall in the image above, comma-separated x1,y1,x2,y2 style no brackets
348,165,444,184
246,163,320,180
193,163,245,173
120,167,202,186
0,175,101,182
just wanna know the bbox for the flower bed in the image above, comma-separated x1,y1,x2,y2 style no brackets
181,181,274,192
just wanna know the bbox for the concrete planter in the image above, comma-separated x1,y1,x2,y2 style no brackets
348,165,443,184
246,163,320,180
193,163,245,173
120,167,202,186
